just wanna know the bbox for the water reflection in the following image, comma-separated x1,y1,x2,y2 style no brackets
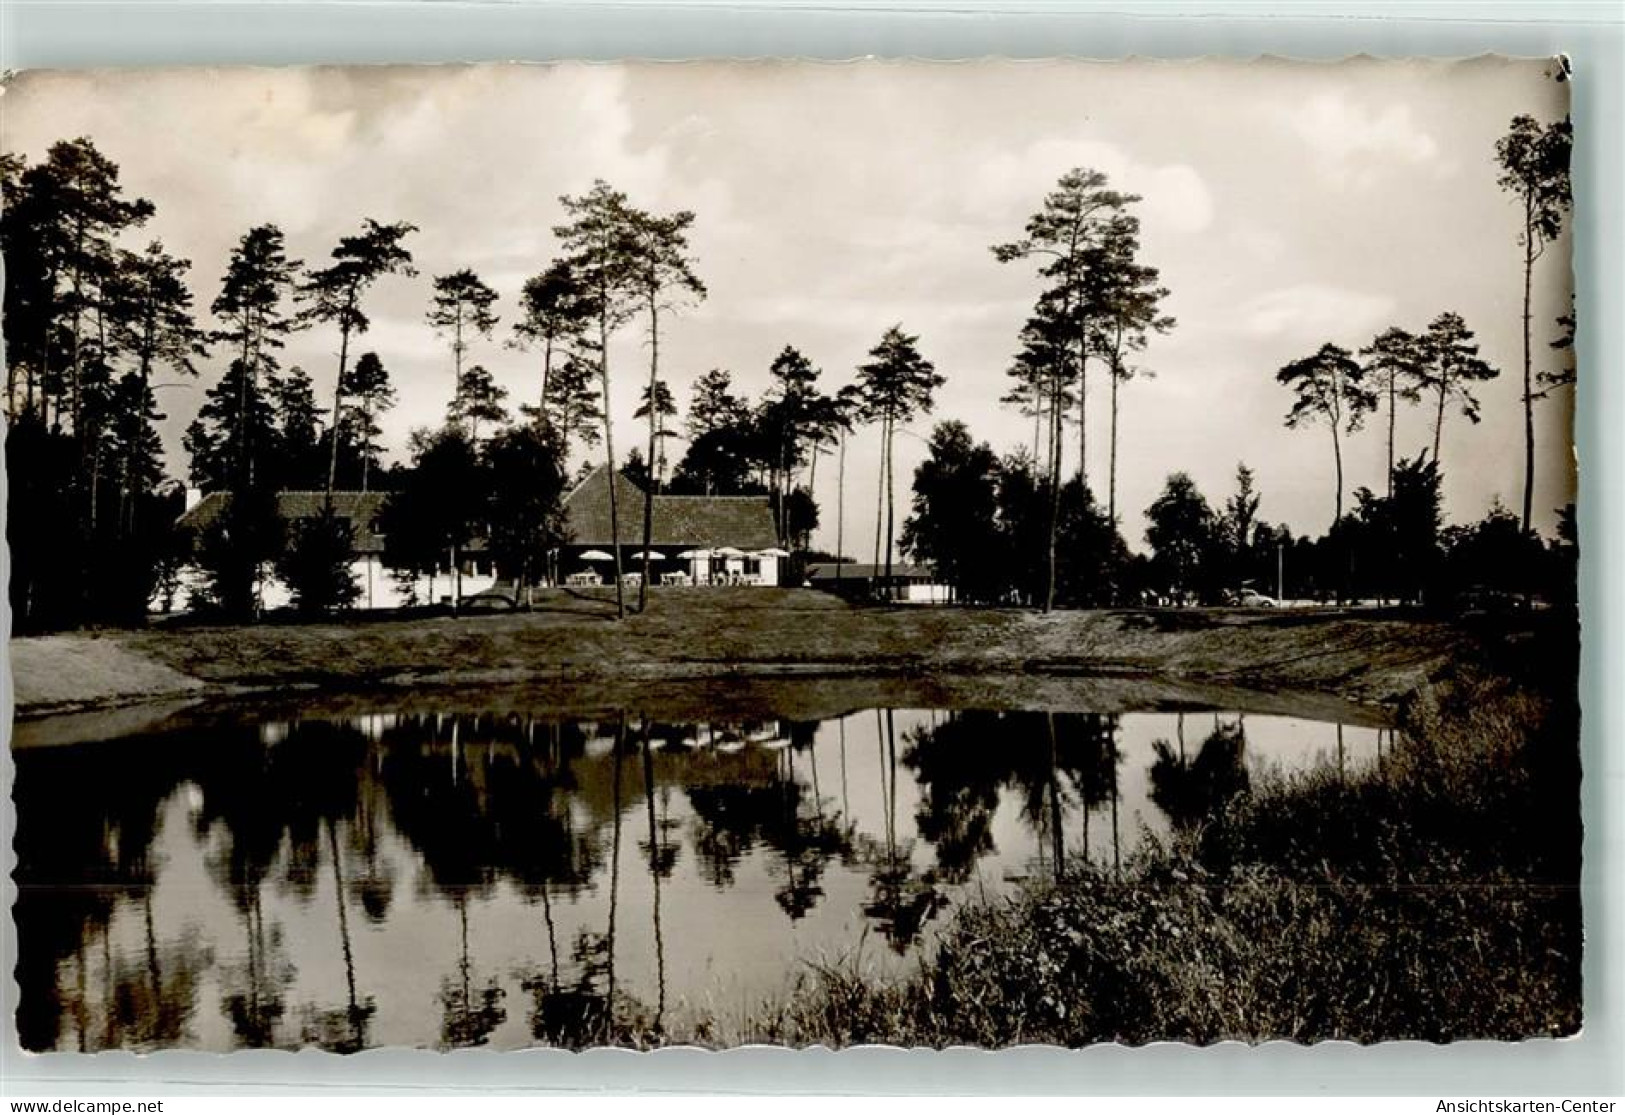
13,701,1384,1051
1149,714,1251,830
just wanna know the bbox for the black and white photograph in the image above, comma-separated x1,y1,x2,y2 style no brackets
3,57,1581,1054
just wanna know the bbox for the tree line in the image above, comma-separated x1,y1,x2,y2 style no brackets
2,110,1574,630
902,424,1575,611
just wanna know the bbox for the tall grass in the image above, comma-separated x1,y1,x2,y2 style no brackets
734,668,1582,1047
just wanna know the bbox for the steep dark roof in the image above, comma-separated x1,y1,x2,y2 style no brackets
563,465,778,550
177,491,391,554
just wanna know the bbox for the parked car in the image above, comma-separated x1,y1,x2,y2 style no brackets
1235,588,1277,607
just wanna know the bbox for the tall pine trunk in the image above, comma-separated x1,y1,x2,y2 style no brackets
599,316,624,618
872,420,886,577
1076,327,1089,494
1331,420,1344,529
807,443,820,529
639,298,660,612
69,215,86,439
237,318,253,492
1032,387,1043,463
1043,366,1063,612
1108,360,1120,523
325,291,355,503
361,402,374,492
604,720,624,1041
883,416,896,598
835,428,846,589
34,268,57,426
1520,195,1536,532
1433,382,1447,470
539,334,554,436
1387,372,1397,498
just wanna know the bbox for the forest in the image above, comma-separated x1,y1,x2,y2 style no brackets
1,111,1576,631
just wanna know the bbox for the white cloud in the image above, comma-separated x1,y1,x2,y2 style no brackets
1281,92,1443,187
1236,283,1396,340
961,137,1215,236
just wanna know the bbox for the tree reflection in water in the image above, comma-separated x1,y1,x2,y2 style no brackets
640,723,670,1032
861,709,945,952
298,819,377,1053
12,733,205,1051
193,718,372,1049
1148,718,1250,831
15,699,1369,1051
902,709,1123,882
104,915,214,1051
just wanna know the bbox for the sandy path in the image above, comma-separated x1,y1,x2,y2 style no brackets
8,633,204,714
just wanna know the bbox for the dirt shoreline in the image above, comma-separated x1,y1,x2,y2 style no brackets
7,588,1476,725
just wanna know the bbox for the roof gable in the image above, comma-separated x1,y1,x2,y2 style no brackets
564,465,777,549
177,490,392,553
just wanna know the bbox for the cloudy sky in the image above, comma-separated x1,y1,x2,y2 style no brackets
4,58,1575,554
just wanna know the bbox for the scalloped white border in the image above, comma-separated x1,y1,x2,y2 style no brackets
0,1,1619,1097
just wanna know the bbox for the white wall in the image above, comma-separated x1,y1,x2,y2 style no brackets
160,559,498,614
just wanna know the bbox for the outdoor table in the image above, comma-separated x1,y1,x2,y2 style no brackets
661,572,692,586
565,572,600,586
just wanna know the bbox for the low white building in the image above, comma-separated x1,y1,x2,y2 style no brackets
170,490,495,614
805,562,951,603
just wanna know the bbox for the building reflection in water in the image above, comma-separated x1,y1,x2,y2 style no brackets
12,702,1385,1051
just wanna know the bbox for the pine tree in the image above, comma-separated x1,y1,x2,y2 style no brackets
633,378,680,489
105,246,208,514
554,180,640,617
185,359,278,494
447,364,510,445
211,224,304,491
302,219,416,498
1002,295,1074,611
338,351,397,490
1277,343,1378,529
993,167,1138,497
427,269,500,416
1359,325,1428,498
854,325,944,595
512,259,593,440
1085,213,1173,524
1496,114,1573,531
623,203,705,611
266,365,327,489
1418,311,1499,472
33,138,155,439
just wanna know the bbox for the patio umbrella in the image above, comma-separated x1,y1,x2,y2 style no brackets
630,550,665,561
579,549,614,561
754,547,791,558
712,546,746,558
676,549,712,560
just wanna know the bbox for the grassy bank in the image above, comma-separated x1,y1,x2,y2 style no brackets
11,588,1471,716
718,656,1582,1047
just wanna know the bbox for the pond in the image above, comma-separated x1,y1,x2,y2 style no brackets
12,686,1395,1052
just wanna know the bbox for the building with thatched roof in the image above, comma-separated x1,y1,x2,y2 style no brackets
560,466,782,586
173,489,494,611
166,468,784,612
